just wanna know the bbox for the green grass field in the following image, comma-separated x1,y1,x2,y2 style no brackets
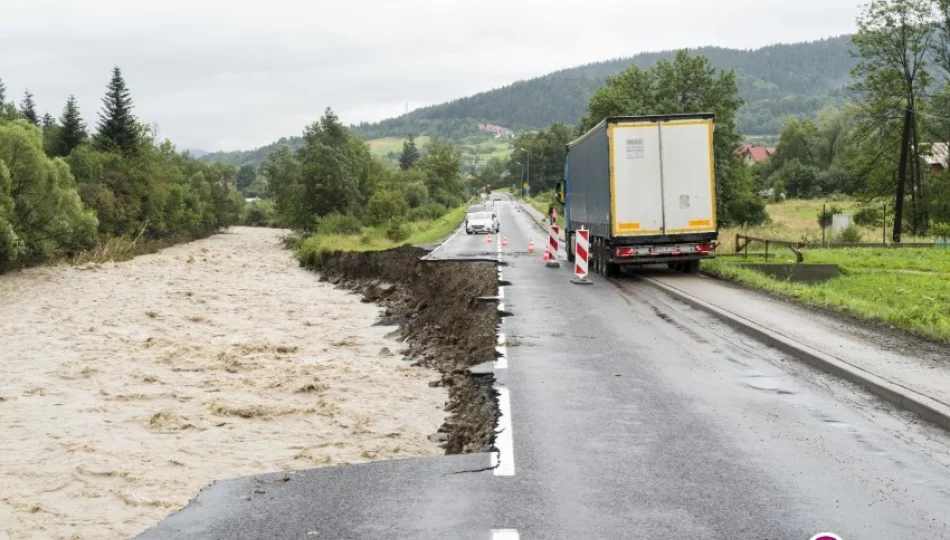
366,136,433,159
719,198,928,251
366,136,513,167
704,247,950,342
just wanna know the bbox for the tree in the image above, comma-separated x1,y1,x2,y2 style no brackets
95,66,138,154
236,164,256,193
851,0,935,240
57,95,87,157
580,49,763,226
399,134,420,170
0,78,6,109
19,90,38,125
0,120,98,263
418,138,463,206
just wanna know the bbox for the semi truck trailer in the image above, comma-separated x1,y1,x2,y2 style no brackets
561,114,718,277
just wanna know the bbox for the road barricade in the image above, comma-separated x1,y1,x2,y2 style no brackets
571,229,592,285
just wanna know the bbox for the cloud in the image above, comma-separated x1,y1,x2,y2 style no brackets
0,0,860,151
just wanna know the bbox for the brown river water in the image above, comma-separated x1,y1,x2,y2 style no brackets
0,227,443,539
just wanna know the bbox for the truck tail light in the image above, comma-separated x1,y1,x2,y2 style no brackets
696,243,713,253
615,247,638,258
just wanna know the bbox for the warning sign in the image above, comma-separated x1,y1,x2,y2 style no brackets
626,138,645,160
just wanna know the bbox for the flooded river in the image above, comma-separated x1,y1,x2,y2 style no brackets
0,227,443,539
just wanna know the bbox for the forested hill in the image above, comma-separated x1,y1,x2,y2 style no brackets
353,35,855,139
204,35,855,167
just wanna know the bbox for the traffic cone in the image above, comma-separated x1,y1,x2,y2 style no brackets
542,247,551,261
528,239,536,253
502,236,509,248
486,234,493,244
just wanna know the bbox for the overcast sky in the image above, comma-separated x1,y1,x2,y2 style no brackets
1,0,860,152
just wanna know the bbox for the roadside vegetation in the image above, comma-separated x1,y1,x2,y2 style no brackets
704,251,950,343
0,68,242,271
250,109,468,262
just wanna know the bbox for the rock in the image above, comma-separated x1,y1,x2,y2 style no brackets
427,432,449,444
379,347,393,356
428,380,441,388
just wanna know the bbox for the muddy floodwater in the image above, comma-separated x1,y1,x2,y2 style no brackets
0,227,444,540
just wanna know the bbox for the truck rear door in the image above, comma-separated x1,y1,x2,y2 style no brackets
609,122,664,236
658,119,717,234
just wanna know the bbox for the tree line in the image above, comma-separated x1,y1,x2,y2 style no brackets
261,109,465,240
0,67,243,269
757,0,950,240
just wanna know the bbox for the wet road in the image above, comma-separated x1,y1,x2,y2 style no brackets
142,195,950,540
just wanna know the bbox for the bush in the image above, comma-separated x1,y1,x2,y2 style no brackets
726,192,770,226
408,202,449,221
853,205,883,227
932,222,950,239
366,190,409,226
817,205,843,228
837,225,863,243
243,200,276,227
402,182,429,209
385,220,410,242
316,212,362,235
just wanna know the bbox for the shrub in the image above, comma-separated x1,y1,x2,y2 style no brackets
316,212,362,235
837,225,863,243
408,202,449,221
817,205,843,228
402,182,429,208
366,190,408,226
853,205,883,227
243,200,276,227
385,220,410,242
726,193,770,226
932,222,950,239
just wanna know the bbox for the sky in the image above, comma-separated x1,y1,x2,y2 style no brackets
1,0,861,152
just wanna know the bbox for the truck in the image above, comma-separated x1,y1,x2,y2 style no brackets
560,114,718,277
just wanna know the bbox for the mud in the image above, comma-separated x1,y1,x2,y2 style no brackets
0,228,446,540
303,246,500,454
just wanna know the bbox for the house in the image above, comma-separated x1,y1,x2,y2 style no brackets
734,145,776,165
923,142,949,174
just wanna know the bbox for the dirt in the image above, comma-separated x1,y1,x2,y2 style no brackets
0,227,447,540
304,246,500,454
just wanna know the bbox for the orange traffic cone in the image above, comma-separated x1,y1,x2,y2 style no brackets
528,239,536,253
502,236,509,248
486,234,493,244
542,247,551,261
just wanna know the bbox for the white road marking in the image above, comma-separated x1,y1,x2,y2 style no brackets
498,286,504,299
495,345,508,369
492,530,520,540
491,385,515,476
497,333,506,346
424,223,465,260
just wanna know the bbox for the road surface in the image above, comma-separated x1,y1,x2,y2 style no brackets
142,196,950,540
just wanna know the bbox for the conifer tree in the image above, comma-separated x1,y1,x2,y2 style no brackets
95,66,137,153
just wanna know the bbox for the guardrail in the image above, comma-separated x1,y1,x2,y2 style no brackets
735,234,805,263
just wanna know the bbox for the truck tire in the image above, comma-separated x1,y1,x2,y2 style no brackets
606,261,620,278
566,233,576,263
685,260,700,274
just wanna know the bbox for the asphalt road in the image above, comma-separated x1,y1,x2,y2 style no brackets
141,194,950,540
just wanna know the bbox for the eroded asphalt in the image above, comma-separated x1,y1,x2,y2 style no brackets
140,195,950,540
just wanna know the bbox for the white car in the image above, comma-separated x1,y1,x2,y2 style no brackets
465,211,499,234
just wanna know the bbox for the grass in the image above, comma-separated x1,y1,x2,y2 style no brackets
719,198,930,252
366,136,432,158
295,205,469,262
703,249,950,343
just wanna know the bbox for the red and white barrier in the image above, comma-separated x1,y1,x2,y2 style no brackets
571,229,592,285
544,225,561,268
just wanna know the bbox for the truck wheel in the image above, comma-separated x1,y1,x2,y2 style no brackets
566,234,576,263
606,261,620,278
685,260,700,274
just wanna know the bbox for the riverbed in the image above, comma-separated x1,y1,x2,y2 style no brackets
0,227,443,539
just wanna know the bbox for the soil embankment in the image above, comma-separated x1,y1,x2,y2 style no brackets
0,228,447,540
303,246,500,454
